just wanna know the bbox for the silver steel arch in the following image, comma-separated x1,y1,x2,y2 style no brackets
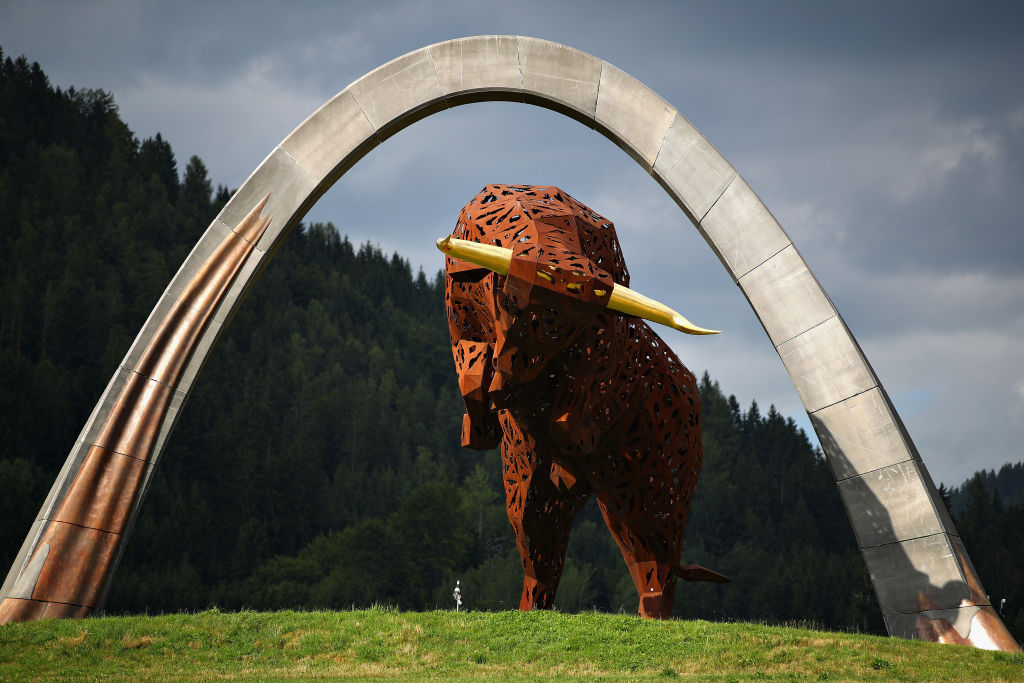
3,35,1016,648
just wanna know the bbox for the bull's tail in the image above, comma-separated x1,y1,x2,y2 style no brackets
676,563,731,583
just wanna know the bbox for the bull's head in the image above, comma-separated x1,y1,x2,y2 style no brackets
441,186,717,449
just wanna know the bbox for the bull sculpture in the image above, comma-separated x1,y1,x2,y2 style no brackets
438,185,728,618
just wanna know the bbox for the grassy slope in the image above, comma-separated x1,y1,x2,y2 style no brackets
0,609,1021,681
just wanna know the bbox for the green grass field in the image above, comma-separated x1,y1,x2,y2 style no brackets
1,608,1020,680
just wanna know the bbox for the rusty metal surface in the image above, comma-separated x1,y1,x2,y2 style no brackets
0,197,271,625
0,598,90,622
445,185,725,618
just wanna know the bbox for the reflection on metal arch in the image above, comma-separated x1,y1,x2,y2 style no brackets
1,35,1017,651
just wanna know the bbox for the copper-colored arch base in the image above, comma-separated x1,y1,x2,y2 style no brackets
915,605,1020,651
0,598,91,622
0,197,272,624
910,543,1022,651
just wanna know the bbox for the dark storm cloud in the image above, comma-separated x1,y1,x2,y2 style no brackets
1,0,1022,484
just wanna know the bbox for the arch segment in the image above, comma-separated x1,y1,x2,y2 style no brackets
1,35,1017,650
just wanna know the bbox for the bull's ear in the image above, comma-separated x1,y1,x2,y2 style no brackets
448,266,491,283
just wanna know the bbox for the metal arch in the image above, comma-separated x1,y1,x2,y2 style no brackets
2,35,1017,650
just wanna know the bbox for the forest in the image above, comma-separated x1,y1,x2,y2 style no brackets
1,48,1022,640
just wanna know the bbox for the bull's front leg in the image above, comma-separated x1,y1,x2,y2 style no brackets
499,416,592,611
453,339,500,449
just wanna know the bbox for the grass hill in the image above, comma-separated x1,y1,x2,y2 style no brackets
1,609,1021,681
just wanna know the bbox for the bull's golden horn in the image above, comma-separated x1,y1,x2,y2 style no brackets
436,236,719,336
436,235,510,275
607,286,720,335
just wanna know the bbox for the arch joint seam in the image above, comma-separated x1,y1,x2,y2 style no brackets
832,454,918,483
771,313,837,349
344,89,379,145
592,61,604,123
7,596,89,609
44,518,123,537
514,36,524,92
698,174,737,225
68,437,155,465
111,365,190,396
423,46,448,107
805,383,879,416
345,88,385,144
276,145,318,186
650,110,678,175
857,529,961,552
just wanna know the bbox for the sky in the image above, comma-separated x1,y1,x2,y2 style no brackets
1,0,1022,487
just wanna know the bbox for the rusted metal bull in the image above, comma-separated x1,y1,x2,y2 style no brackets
439,184,727,618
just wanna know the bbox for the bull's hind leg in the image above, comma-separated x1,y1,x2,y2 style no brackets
595,491,682,617
592,348,703,618
593,439,700,619
500,418,591,611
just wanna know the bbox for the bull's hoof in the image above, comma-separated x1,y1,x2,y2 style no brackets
639,592,672,619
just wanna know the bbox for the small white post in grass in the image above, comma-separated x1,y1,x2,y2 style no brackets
453,580,462,612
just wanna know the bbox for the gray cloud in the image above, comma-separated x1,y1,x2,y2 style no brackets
2,0,1022,485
